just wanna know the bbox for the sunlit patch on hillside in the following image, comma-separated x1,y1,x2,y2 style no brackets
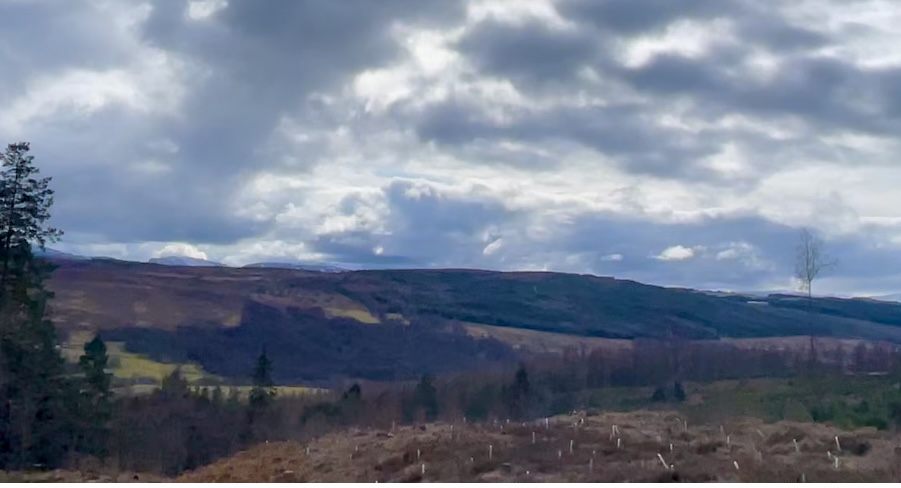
61,330,216,384
324,306,380,324
462,322,632,354
105,342,212,383
384,312,410,325
250,291,381,324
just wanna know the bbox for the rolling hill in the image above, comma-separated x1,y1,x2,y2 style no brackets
43,257,901,383
148,255,224,267
243,261,347,273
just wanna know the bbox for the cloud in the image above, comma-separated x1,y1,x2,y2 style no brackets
155,242,209,260
654,245,697,261
456,19,599,88
716,242,754,261
483,237,504,256
6,0,901,295
558,0,740,35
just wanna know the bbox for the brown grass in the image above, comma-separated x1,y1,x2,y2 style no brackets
462,322,632,354
178,410,901,482
47,261,386,332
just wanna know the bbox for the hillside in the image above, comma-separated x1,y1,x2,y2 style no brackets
178,410,901,482
148,256,224,267
44,258,901,382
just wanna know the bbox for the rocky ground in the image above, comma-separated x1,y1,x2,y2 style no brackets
179,410,901,482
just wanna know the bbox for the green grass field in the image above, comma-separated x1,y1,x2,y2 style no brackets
61,330,216,384
571,375,901,431
62,330,328,397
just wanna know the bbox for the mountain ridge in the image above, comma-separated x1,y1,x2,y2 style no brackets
44,258,901,382
243,261,347,273
148,255,224,267
45,258,901,340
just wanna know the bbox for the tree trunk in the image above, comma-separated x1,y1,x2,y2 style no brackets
0,162,21,295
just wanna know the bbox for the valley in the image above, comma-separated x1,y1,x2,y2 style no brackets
44,257,901,386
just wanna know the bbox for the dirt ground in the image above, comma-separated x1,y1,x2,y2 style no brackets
179,410,901,482
0,469,165,483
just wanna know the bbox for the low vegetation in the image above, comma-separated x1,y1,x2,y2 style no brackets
179,409,901,482
61,330,214,385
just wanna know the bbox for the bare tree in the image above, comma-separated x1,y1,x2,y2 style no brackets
794,228,836,367
794,228,835,301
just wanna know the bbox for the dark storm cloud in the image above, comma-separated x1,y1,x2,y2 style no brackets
4,0,465,245
558,0,740,34
415,10,741,177
735,18,831,51
415,98,723,178
456,19,602,87
0,1,133,96
136,0,466,176
93,0,468,242
143,0,464,109
429,0,901,182
622,53,901,136
561,0,829,51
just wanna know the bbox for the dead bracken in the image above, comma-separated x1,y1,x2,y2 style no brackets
178,410,901,482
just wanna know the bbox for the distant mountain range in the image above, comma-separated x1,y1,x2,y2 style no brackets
148,256,347,272
35,248,901,301
243,262,346,273
43,259,901,382
34,247,90,261
36,248,347,273
149,256,224,267
870,293,901,303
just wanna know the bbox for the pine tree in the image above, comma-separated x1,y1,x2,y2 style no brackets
413,374,438,421
673,381,686,402
225,387,241,411
242,350,276,444
514,364,530,398
248,349,275,411
503,364,531,419
340,383,364,423
77,335,112,457
210,386,224,407
0,142,61,295
160,368,189,400
0,142,69,469
342,383,362,402
79,336,110,398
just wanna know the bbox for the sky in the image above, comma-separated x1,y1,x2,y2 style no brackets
3,0,901,295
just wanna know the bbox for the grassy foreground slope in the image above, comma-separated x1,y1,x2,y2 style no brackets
179,409,901,482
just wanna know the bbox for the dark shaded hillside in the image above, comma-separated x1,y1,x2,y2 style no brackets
103,301,516,383
759,294,901,327
45,259,901,342
43,259,901,383
322,269,901,341
333,269,775,338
